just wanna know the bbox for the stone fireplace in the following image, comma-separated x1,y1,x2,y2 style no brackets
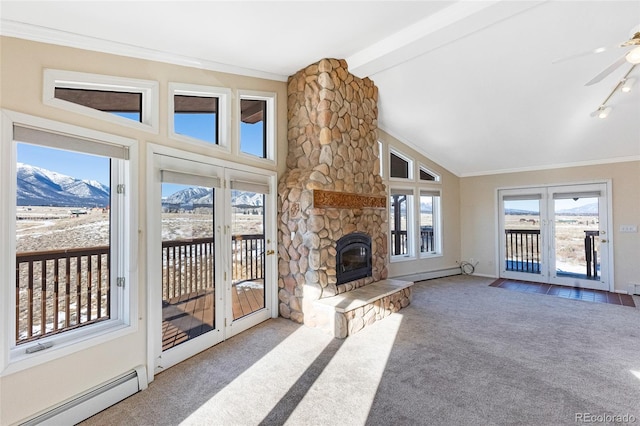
277,58,412,337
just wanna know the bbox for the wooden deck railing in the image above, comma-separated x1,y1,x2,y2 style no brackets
16,246,110,344
162,238,215,301
584,230,599,278
161,234,265,301
16,233,265,345
230,234,265,284
420,226,435,253
391,227,435,255
505,229,541,273
505,229,599,277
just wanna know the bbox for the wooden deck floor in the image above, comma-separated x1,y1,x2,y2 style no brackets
162,282,264,351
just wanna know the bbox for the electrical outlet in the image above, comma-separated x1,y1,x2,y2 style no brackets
620,225,638,233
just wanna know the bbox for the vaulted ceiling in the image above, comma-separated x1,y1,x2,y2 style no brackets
2,1,639,176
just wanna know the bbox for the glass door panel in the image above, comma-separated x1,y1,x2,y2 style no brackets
230,189,265,320
500,192,545,281
152,156,224,375
161,182,215,351
553,197,599,280
225,169,274,338
549,184,608,290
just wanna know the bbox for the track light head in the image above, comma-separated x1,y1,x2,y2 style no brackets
621,77,635,93
597,106,612,119
626,46,640,64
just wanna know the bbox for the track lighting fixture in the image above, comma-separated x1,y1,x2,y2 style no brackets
597,106,612,119
591,65,636,118
621,77,635,92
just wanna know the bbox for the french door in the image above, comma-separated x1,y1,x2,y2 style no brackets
149,153,275,375
499,182,610,291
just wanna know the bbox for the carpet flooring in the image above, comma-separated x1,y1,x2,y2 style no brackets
81,275,640,426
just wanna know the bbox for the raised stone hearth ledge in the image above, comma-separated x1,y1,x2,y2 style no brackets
313,279,413,338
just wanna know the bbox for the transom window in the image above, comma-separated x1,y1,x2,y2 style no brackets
238,91,276,161
54,88,142,122
169,83,231,148
419,165,440,182
174,95,218,143
43,69,159,133
390,150,413,179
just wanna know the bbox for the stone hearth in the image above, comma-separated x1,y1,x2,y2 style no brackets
277,58,412,337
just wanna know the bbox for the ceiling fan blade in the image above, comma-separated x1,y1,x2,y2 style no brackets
552,44,618,64
585,56,628,86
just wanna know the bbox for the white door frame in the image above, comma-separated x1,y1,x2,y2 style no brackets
146,144,278,382
223,167,276,339
497,180,613,291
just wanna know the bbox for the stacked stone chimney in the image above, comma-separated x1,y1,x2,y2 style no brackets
277,58,388,327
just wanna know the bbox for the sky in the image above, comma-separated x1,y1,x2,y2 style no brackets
17,111,265,197
17,142,111,184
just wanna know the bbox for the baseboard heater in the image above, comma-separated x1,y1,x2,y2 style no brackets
393,266,462,283
21,365,147,426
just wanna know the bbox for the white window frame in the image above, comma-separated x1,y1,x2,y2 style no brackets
389,187,415,262
237,90,277,164
168,82,231,152
419,164,441,183
418,189,442,258
389,148,414,181
0,110,138,375
378,141,385,178
43,69,159,134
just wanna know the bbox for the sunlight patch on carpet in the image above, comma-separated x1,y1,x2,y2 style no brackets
180,326,335,425
286,313,404,425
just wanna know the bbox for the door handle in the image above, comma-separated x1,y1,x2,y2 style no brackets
600,239,607,243
266,249,275,255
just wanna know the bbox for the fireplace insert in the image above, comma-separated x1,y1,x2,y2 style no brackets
336,233,372,285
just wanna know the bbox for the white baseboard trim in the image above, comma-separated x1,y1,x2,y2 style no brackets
21,365,147,426
467,272,496,279
392,267,461,283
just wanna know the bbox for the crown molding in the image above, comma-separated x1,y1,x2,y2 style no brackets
0,20,289,82
459,155,640,178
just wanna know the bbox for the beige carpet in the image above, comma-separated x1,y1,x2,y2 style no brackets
82,275,640,426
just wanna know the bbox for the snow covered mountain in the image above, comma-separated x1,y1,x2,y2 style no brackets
17,163,110,207
162,187,263,208
164,187,212,205
556,203,599,215
17,162,264,209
